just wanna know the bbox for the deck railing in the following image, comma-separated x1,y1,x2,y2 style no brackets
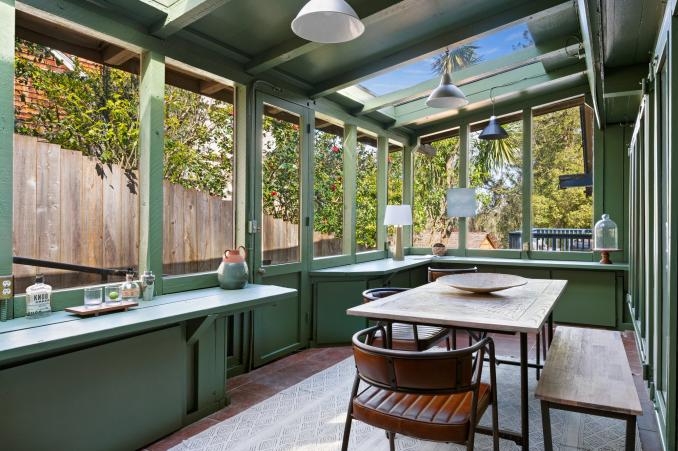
508,228,593,251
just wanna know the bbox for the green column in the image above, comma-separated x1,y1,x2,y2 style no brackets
343,124,357,257
0,0,14,320
234,84,248,249
376,136,388,251
138,50,165,293
521,109,532,256
459,123,469,252
402,142,415,248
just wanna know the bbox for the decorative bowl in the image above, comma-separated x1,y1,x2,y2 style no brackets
436,273,527,293
431,243,446,256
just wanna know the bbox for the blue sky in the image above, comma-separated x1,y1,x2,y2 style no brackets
359,24,533,96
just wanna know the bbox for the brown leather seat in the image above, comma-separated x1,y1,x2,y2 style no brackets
342,326,499,451
428,266,478,282
352,383,492,442
362,287,450,351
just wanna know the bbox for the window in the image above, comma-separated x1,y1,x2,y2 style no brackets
313,113,345,258
413,135,460,249
532,103,593,251
469,118,523,249
163,67,235,275
355,130,378,252
388,144,403,205
13,38,140,292
261,104,302,265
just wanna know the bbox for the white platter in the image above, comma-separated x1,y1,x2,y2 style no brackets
436,272,528,293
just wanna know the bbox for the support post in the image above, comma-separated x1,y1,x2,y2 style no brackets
343,124,357,257
521,109,533,256
376,136,388,252
0,0,15,320
234,84,247,249
459,123,469,251
402,141,415,248
138,50,165,294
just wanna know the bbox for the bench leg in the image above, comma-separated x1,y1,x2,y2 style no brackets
625,416,636,451
541,401,553,451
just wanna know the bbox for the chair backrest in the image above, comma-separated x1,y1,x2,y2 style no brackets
428,266,478,282
362,287,409,304
352,326,487,394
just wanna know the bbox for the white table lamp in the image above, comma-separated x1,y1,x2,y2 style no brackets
384,205,412,261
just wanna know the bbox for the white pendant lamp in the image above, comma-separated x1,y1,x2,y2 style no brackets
426,51,468,109
292,0,365,44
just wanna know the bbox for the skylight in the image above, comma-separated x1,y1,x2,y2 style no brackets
358,23,534,97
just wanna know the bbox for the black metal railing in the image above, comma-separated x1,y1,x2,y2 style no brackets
508,228,592,251
13,256,129,282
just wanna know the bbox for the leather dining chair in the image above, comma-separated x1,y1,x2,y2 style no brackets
342,326,500,451
362,287,451,351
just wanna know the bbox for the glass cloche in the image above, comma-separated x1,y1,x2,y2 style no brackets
593,214,618,250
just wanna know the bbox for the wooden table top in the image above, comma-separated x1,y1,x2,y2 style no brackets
347,277,568,334
535,326,643,416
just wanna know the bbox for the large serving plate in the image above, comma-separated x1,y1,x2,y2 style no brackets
436,273,527,293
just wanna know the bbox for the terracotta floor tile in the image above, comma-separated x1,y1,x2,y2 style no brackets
146,416,219,451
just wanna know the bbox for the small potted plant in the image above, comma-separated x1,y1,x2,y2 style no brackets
432,243,446,256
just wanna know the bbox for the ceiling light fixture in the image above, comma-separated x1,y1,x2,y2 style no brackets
479,87,508,140
426,49,468,109
291,0,365,44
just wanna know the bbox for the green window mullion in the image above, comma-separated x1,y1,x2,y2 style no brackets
402,143,414,248
459,123,469,252
376,136,388,251
343,124,357,258
521,109,532,256
138,50,165,294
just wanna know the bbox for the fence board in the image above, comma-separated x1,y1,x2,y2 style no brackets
60,148,83,287
36,141,61,282
12,135,37,279
195,190,211,273
102,163,123,271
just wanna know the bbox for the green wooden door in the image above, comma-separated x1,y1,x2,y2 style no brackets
251,93,312,366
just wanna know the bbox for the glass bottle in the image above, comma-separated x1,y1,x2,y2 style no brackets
25,274,52,319
593,214,618,250
120,269,140,302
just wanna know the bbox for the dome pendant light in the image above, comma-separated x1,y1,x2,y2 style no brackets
426,50,468,109
479,87,508,140
291,0,365,44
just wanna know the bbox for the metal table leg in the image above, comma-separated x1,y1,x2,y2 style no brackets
541,401,553,451
547,312,554,345
625,416,636,451
520,332,530,450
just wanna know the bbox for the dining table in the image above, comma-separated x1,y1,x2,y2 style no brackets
346,276,568,450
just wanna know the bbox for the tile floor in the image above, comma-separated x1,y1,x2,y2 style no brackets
145,329,662,451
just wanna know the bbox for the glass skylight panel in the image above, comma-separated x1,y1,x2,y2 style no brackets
358,23,534,97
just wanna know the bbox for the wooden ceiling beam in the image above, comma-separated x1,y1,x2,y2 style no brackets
151,0,232,39
310,1,571,99
102,45,136,65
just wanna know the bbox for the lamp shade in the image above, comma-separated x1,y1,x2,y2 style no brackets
426,72,468,109
384,205,412,226
291,0,365,44
446,188,477,217
479,115,508,140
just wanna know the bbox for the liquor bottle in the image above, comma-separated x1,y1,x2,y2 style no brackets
25,274,52,319
120,269,140,301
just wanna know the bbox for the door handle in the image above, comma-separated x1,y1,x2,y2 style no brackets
257,267,267,275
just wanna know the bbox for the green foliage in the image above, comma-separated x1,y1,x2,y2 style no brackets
313,130,344,238
15,39,234,198
355,142,378,250
532,108,593,229
262,116,301,223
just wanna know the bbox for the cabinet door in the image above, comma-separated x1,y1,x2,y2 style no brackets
315,279,369,345
0,326,185,451
551,270,616,326
252,294,301,367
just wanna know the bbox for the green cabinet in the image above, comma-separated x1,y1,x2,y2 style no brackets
252,294,302,367
314,279,369,345
551,270,617,326
0,326,185,451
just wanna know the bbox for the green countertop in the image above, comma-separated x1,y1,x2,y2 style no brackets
310,255,629,277
0,284,296,366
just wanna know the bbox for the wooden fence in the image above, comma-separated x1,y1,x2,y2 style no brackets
11,134,341,292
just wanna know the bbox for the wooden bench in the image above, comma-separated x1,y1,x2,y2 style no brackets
535,326,642,451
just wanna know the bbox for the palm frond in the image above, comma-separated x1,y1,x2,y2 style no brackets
431,45,482,74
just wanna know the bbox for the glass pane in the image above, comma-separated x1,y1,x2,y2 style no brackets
13,38,139,293
262,103,301,265
413,136,460,249
469,120,523,249
388,147,403,205
532,105,594,251
356,134,378,252
659,61,670,396
163,80,234,276
313,114,344,258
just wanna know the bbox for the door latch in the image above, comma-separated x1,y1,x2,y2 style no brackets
248,220,260,234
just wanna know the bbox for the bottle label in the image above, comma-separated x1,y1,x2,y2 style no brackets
27,292,51,314
121,287,140,299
